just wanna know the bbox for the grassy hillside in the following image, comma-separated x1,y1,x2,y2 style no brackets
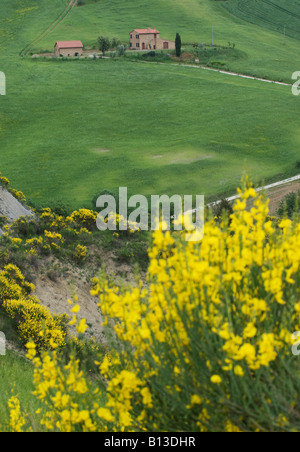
1,57,299,207
30,0,300,82
223,0,300,41
0,0,299,208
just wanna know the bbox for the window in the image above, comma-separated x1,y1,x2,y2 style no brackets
136,35,139,39
130,43,132,47
130,34,133,39
136,43,140,47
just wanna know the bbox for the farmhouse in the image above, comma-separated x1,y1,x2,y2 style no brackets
54,40,83,57
129,29,175,51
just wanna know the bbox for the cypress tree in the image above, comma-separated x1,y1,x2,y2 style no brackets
175,33,182,57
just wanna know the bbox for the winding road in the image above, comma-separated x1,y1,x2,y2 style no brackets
184,174,300,214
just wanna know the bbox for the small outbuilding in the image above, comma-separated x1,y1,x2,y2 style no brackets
54,41,84,57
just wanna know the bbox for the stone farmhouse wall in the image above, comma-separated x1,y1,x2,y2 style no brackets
55,46,83,57
130,32,175,51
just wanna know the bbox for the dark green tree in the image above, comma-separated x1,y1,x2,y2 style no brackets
98,36,111,55
175,33,182,57
213,198,233,225
277,190,300,218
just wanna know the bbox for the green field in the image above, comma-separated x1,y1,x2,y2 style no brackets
223,0,300,41
0,0,300,208
27,0,300,82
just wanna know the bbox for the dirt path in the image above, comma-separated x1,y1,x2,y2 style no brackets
140,60,292,86
184,174,300,215
184,64,292,87
213,174,300,206
265,179,300,215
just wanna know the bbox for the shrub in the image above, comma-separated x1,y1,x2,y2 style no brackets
10,189,26,203
3,298,68,350
92,184,300,432
67,209,97,230
146,51,156,57
277,190,300,218
117,45,127,56
0,264,67,351
212,198,233,223
0,216,7,228
12,183,300,432
0,175,10,187
0,264,34,302
73,244,88,263
92,190,119,212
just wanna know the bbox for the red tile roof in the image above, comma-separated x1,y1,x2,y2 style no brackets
132,28,160,35
55,41,83,49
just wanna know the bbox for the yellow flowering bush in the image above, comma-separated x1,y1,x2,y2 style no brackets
0,174,10,187
4,208,95,263
0,264,67,351
7,183,300,432
39,208,69,232
0,264,34,301
73,244,88,263
23,230,64,255
43,230,64,252
3,298,68,350
10,238,23,249
38,208,97,234
0,173,26,205
10,189,26,202
67,209,98,230
90,185,300,432
100,212,140,234
20,344,109,432
2,203,104,268
8,396,26,432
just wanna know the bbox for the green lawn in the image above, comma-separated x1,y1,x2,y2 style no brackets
0,0,300,208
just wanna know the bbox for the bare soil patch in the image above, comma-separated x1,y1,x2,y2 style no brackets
32,248,144,343
91,148,112,155
265,180,300,215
